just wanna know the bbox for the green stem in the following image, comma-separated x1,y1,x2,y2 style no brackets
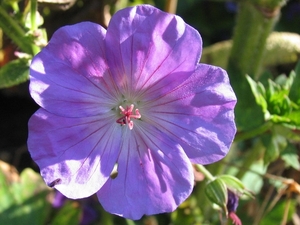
228,1,280,78
30,0,38,31
195,164,215,181
194,164,216,220
125,219,136,225
0,6,33,54
234,121,272,142
226,0,285,131
10,2,20,13
30,0,40,55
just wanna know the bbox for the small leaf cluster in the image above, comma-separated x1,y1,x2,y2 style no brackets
247,61,300,129
245,62,300,167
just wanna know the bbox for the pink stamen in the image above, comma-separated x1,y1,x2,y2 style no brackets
229,212,242,225
116,104,141,130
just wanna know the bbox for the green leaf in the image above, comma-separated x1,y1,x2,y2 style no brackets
25,11,44,30
266,77,291,116
247,66,300,129
241,160,266,194
0,162,52,225
276,72,294,90
273,125,300,142
281,143,300,170
0,6,34,54
282,110,300,129
289,60,300,104
0,58,29,89
262,132,287,165
229,71,264,131
50,201,81,225
0,161,18,212
205,178,228,214
246,75,268,114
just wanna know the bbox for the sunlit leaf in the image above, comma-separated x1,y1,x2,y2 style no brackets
241,160,266,194
0,161,19,212
273,125,300,142
0,161,52,225
246,65,300,129
0,59,29,88
246,75,268,114
281,143,300,170
262,133,287,165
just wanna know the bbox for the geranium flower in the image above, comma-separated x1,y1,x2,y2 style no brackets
28,4,236,219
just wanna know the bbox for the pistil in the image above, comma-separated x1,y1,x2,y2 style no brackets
116,104,141,130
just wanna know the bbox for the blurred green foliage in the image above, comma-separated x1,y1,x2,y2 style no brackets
0,0,300,224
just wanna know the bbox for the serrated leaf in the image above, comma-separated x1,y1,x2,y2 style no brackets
205,179,228,214
0,59,29,88
247,66,300,129
285,110,300,129
280,71,294,90
246,75,268,113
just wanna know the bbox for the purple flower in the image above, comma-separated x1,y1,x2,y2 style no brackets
28,4,236,220
227,190,242,225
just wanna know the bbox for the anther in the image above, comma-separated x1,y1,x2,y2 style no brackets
116,104,141,130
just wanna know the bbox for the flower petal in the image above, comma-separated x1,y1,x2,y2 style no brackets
30,22,116,117
143,64,237,164
105,5,201,99
27,109,121,198
97,125,194,220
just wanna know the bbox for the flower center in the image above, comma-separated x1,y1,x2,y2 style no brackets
116,104,141,130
